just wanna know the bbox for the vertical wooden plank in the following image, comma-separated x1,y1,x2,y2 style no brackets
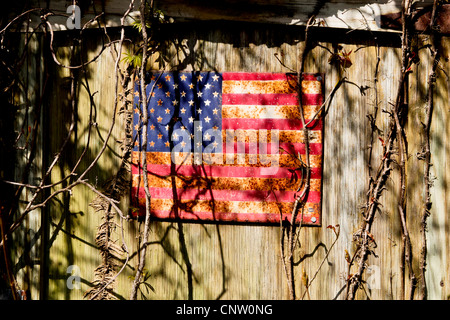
427,36,450,300
408,35,429,299
45,35,127,299
11,32,44,300
375,44,403,300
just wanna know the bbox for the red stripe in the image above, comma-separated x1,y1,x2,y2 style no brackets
222,93,299,105
222,93,322,106
132,163,322,179
132,187,322,203
303,93,323,105
223,142,322,155
222,72,294,81
152,209,285,223
222,73,322,83
131,209,319,224
278,142,322,155
151,210,286,223
222,118,322,130
302,74,322,81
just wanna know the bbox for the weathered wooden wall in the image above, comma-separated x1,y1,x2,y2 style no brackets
9,17,449,299
22,0,437,32
9,33,44,301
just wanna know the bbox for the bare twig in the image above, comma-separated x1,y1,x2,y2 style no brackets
281,15,316,300
301,225,340,300
130,0,153,300
418,0,441,300
84,0,136,301
45,13,108,70
346,0,417,300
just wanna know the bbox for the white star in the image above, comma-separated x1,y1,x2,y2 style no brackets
204,99,211,106
197,74,203,81
212,74,219,81
180,107,186,114
173,83,178,89
204,132,211,140
213,91,219,98
204,116,211,123
213,108,219,115
197,91,203,98
172,99,179,106
188,116,194,123
196,124,203,132
172,132,179,140
188,100,194,106
181,91,186,97
197,108,202,114
204,83,211,89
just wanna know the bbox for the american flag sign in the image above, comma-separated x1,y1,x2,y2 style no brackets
131,72,324,225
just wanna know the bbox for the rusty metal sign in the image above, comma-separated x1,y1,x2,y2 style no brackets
130,72,324,225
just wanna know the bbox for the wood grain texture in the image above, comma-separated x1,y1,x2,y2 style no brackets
11,20,449,300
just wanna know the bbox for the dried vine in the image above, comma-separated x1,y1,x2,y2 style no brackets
280,13,345,300
84,1,136,300
279,15,316,300
1,0,447,301
0,1,135,299
417,0,442,300
345,0,429,300
130,0,155,300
